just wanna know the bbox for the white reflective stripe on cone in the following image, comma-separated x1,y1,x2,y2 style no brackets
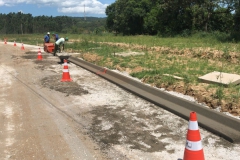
63,69,69,72
185,140,202,151
38,53,41,55
188,121,198,130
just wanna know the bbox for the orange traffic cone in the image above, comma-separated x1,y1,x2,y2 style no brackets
183,112,205,160
14,41,17,46
61,59,72,82
63,59,68,69
4,39,7,44
21,43,25,50
37,48,43,60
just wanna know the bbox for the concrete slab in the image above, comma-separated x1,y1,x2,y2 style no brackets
198,71,240,85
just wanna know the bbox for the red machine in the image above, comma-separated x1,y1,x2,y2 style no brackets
44,43,55,53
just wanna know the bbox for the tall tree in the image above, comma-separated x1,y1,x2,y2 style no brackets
106,0,237,35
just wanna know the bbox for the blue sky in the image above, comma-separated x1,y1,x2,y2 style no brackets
0,0,116,17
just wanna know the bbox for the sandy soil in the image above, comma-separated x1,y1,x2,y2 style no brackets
0,42,240,160
0,44,106,160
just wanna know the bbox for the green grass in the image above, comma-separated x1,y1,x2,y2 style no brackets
2,32,239,52
2,32,240,104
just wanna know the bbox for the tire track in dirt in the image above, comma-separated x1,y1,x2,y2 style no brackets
0,65,17,159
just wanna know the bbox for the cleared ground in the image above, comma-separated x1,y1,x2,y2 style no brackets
0,42,240,160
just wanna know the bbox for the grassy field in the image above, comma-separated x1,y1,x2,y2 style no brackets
2,32,240,50
2,32,240,114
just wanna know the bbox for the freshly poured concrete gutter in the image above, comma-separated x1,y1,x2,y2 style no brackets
68,57,240,143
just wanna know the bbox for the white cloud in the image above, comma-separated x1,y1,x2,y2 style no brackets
58,0,109,15
0,0,112,15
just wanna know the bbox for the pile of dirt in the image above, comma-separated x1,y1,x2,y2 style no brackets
152,82,240,116
82,53,103,63
99,42,240,64
41,75,89,96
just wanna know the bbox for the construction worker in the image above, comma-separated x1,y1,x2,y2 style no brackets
44,32,50,43
52,33,59,42
53,37,69,56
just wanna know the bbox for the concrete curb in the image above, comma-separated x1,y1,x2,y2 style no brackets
69,57,240,143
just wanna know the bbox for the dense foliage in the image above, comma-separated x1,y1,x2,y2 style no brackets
106,0,240,37
0,12,106,34
2,0,240,38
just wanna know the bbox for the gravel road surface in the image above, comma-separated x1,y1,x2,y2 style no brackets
0,42,240,160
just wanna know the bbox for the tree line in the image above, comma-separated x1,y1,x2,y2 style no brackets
2,1,240,39
0,12,106,34
105,0,240,38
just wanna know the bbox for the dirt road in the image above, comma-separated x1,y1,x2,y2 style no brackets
0,44,106,159
0,42,240,160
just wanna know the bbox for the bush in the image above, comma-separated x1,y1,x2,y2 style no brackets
181,29,191,37
230,31,240,42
